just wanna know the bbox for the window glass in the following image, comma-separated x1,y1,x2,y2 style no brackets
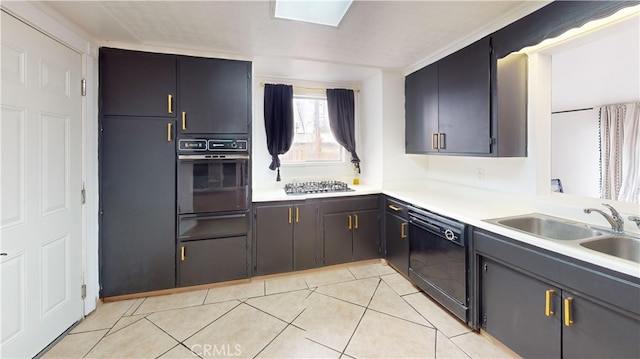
281,96,343,163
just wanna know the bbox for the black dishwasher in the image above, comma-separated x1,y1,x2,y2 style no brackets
408,207,469,322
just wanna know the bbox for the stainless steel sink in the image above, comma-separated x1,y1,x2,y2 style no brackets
489,213,605,240
580,236,640,263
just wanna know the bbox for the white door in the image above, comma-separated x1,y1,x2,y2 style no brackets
1,11,83,358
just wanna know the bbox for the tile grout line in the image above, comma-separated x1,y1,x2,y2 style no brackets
338,276,383,356
179,300,244,345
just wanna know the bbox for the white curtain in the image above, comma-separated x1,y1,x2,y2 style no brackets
599,102,640,203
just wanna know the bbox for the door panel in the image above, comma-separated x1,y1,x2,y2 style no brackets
323,213,353,265
100,117,176,296
179,237,248,287
293,203,318,271
405,63,438,154
1,11,82,358
353,210,380,261
255,205,293,275
385,213,408,275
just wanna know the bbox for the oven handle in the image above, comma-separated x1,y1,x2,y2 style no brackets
178,154,249,160
179,213,247,220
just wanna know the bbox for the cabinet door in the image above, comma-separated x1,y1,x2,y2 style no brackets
100,117,176,296
405,63,439,154
385,213,408,276
293,202,318,271
255,204,293,275
481,258,561,358
178,56,250,134
100,48,176,117
562,291,640,359
438,37,491,154
353,210,381,261
324,213,353,266
179,237,247,287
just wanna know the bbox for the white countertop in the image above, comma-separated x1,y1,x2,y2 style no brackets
253,180,640,278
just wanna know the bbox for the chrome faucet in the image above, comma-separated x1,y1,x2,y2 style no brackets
629,216,640,229
583,203,625,233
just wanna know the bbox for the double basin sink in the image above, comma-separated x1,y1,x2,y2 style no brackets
487,213,640,263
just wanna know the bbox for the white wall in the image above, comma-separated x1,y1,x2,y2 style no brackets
359,72,384,184
551,110,600,197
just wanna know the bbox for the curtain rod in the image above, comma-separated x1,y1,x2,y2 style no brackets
259,82,360,94
551,107,594,114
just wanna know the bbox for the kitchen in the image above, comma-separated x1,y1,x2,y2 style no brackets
1,1,639,358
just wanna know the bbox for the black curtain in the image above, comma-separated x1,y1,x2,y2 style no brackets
264,84,294,181
327,88,360,172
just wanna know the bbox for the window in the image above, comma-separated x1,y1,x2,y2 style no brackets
280,96,343,163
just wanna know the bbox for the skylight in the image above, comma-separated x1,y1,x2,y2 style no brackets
274,0,353,27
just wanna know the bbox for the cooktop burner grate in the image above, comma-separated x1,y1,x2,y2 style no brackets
284,181,354,195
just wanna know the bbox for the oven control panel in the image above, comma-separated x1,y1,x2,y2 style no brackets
178,138,248,153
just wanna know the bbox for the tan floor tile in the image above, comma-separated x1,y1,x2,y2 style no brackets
123,298,145,316
369,281,430,326
404,293,471,338
147,300,240,342
134,290,208,315
85,319,178,358
348,262,396,279
450,332,519,359
436,331,471,359
381,272,420,296
184,303,286,358
106,314,146,336
71,299,137,333
158,344,200,358
256,325,341,358
265,275,308,295
292,292,365,352
303,268,356,288
246,289,312,322
204,281,264,304
315,277,379,307
345,310,436,358
42,329,108,359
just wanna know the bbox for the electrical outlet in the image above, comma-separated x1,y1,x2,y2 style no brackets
476,168,485,181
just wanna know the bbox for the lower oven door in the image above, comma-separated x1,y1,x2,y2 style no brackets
177,155,249,214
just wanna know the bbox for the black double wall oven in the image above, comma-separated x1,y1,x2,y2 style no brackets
176,136,250,286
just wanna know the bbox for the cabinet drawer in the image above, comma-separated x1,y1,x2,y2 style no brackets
178,213,248,240
385,197,409,218
321,195,380,214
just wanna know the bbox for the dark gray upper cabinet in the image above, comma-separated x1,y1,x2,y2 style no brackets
405,62,438,154
100,48,177,118
438,37,490,154
405,36,527,157
99,117,176,297
178,56,251,134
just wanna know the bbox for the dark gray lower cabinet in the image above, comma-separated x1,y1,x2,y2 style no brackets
384,198,409,276
322,195,381,266
476,229,640,359
254,201,318,275
179,237,247,287
100,117,176,296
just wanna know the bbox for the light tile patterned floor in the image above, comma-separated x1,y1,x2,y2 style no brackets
42,262,518,359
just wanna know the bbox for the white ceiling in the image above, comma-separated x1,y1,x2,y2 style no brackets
36,1,549,77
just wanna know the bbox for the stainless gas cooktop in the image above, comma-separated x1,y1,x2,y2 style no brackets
284,181,354,195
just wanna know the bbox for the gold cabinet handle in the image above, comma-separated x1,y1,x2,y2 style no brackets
388,204,401,211
348,215,352,230
181,111,187,130
354,214,359,229
432,133,438,150
168,94,173,114
545,290,555,316
564,297,574,326
295,207,299,223
167,123,173,142
438,133,445,150
181,246,185,261
401,222,407,239
288,208,292,224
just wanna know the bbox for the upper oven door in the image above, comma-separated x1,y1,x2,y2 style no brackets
177,155,249,214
